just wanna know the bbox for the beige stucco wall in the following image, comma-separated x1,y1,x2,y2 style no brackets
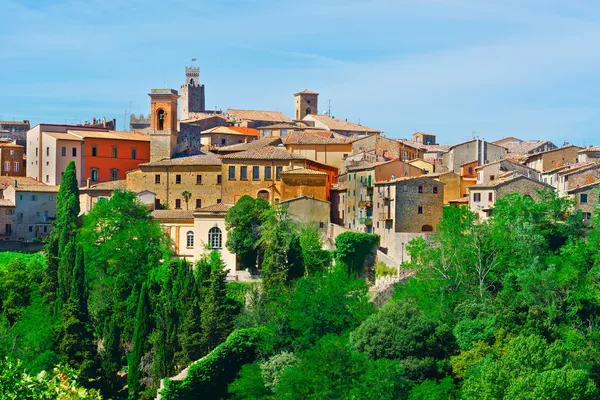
285,143,351,168
163,220,195,259
282,197,330,233
409,159,434,174
194,214,238,275
526,147,580,172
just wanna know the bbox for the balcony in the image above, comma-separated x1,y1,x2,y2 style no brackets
358,200,373,208
364,218,373,226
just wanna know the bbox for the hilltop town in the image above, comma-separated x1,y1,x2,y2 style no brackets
0,66,597,271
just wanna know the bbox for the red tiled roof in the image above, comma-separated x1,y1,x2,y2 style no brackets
220,146,306,161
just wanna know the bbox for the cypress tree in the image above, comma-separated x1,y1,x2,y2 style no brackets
43,160,80,307
100,315,122,399
128,282,152,399
152,270,178,386
55,244,96,384
200,251,235,353
178,260,204,364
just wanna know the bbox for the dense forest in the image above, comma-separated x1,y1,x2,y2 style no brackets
1,160,600,399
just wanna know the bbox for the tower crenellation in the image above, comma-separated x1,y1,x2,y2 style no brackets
181,66,205,119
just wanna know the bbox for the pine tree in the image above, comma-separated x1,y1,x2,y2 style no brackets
200,251,236,353
55,244,97,384
43,160,80,308
128,282,153,399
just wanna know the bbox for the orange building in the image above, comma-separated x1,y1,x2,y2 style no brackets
0,143,25,177
73,130,151,183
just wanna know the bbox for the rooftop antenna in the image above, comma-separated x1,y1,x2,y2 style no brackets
124,110,127,131
328,99,331,117
129,101,132,131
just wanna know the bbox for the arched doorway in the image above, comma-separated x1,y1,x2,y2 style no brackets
421,225,433,232
257,189,270,202
157,109,165,130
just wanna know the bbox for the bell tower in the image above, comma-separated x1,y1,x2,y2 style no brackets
180,67,205,120
149,89,179,161
294,89,319,121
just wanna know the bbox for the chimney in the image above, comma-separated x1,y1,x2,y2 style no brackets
86,178,90,188
13,179,17,188
92,118,97,125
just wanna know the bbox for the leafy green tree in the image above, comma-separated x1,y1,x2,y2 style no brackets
228,362,269,400
80,189,170,341
0,258,34,324
299,223,332,275
225,195,272,272
334,231,379,278
260,351,298,394
42,160,80,307
128,282,153,399
408,377,457,400
200,251,238,353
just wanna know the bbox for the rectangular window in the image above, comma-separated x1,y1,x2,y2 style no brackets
112,146,118,158
229,166,236,180
92,145,97,156
252,166,260,180
155,174,161,184
45,175,49,183
196,199,202,209
49,196,53,201
175,174,182,184
46,147,49,156
72,147,77,157
217,199,222,204
581,193,588,204
196,175,202,185
217,175,222,184
418,206,423,214
110,169,118,181
488,192,493,202
31,195,37,201
240,166,248,180
474,193,481,202
418,185,423,193
131,148,136,159
276,166,283,180
433,186,438,194
4,161,9,172
175,199,181,209
91,169,98,182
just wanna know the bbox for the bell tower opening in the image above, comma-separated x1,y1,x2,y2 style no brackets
157,109,165,130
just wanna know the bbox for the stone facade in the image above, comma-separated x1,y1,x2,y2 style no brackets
352,134,424,161
180,67,205,120
578,147,600,164
441,139,507,173
176,116,230,155
285,142,351,169
469,175,549,220
525,145,581,172
568,182,600,223
294,90,319,120
0,143,25,176
556,163,600,195
125,158,222,211
475,160,542,185
374,176,444,235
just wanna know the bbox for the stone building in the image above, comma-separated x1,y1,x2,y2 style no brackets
148,89,179,162
294,90,319,121
180,67,206,120
568,181,599,223
578,146,600,164
302,114,381,137
493,137,557,156
412,132,436,145
284,130,352,169
257,123,303,139
524,145,581,172
373,176,444,263
468,173,550,220
216,137,282,155
440,138,507,173
475,159,542,185
200,126,258,151
556,163,600,195
281,195,330,234
330,184,347,226
0,143,25,176
79,180,126,214
176,114,231,155
152,210,196,259
226,109,292,129
0,120,30,146
426,171,461,204
342,159,424,232
352,134,425,161
3,183,59,241
0,198,15,239
126,153,223,211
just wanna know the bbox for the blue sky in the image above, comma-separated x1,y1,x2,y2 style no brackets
1,0,600,145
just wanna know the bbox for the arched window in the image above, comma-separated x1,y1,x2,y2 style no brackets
306,107,312,115
186,231,194,248
208,227,222,249
157,109,165,130
421,225,433,232
190,78,195,86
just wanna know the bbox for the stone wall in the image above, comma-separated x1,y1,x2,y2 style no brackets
394,178,444,233
281,175,328,202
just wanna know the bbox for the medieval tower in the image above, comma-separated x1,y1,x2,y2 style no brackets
149,89,179,161
294,89,319,120
180,67,205,120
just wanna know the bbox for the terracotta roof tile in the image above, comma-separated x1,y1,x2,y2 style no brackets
217,137,282,152
280,168,328,176
306,114,381,133
140,154,222,167
283,130,351,145
579,146,600,152
195,203,232,213
294,89,319,95
13,185,60,192
227,109,292,123
0,177,44,190
68,130,151,142
201,126,259,136
567,180,600,193
220,146,306,161
83,180,126,191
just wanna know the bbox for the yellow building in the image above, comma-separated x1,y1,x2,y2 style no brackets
408,158,435,174
284,130,352,169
